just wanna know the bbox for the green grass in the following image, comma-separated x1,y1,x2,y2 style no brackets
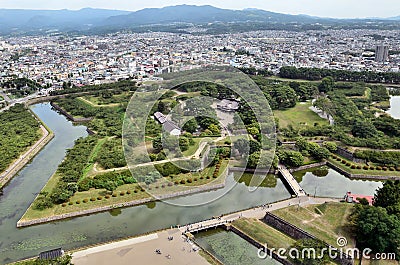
273,202,355,248
182,138,203,157
82,137,108,178
21,159,230,222
273,101,328,129
233,218,295,249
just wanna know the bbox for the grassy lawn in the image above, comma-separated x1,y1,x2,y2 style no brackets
21,159,230,222
273,101,328,129
182,138,203,157
82,137,108,177
273,202,355,249
233,218,295,249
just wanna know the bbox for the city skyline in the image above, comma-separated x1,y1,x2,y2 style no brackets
0,0,398,19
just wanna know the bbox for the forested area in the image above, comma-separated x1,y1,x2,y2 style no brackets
0,104,41,173
50,80,136,96
279,66,400,84
1,77,41,97
34,136,98,209
96,138,127,169
351,181,400,260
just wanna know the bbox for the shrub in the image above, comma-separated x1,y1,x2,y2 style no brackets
90,197,96,201
356,165,362,169
167,182,173,187
376,166,382,170
351,165,356,169
369,166,375,170
396,167,400,171
68,201,73,205
155,186,159,189
127,190,131,194
200,176,204,180
174,181,179,185
346,162,351,166
120,191,125,196
382,167,388,171
83,199,88,203
341,160,346,164
180,179,186,184
194,178,198,182
62,203,67,207
105,195,110,199
187,178,192,183
112,193,117,197
134,189,138,193
363,165,369,170
206,176,210,179
141,189,145,192
97,196,103,200
161,184,165,188
390,167,395,171
76,200,81,204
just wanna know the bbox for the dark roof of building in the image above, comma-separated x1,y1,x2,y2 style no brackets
39,248,64,260
163,120,181,133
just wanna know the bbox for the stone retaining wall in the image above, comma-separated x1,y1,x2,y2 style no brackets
50,102,93,123
17,183,225,227
289,161,327,173
262,213,353,265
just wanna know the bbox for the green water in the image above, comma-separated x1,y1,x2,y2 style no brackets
195,229,281,265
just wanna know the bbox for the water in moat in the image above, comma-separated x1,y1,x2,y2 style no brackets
0,103,384,264
387,95,400,119
195,228,281,265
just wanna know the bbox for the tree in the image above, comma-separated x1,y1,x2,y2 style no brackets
179,136,190,151
278,150,304,167
182,118,198,133
208,124,221,135
152,135,163,153
323,142,337,152
373,180,400,215
352,205,400,258
234,139,250,157
352,120,380,139
318,76,335,93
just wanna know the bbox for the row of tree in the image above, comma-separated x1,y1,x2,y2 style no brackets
279,66,400,84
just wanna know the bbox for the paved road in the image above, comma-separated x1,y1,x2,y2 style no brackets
180,196,340,233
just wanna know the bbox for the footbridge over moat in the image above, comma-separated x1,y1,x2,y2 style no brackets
278,164,307,197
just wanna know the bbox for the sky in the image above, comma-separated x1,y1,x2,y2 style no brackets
0,0,397,19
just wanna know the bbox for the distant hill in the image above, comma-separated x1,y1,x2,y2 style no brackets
103,5,322,26
0,5,398,35
0,8,130,33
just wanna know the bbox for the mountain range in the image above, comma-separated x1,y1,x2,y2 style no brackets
0,5,398,35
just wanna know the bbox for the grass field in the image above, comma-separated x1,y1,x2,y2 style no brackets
233,218,295,249
273,202,355,248
20,159,230,222
273,102,328,129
